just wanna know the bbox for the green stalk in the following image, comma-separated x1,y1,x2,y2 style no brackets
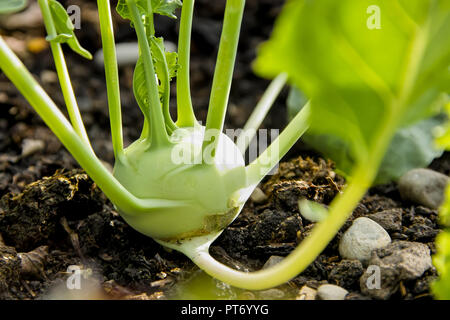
246,101,311,186
0,37,189,215
176,0,196,127
37,0,92,149
202,0,246,152
236,73,287,154
127,0,170,147
97,0,124,158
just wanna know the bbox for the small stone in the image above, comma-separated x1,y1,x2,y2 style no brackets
360,241,433,300
21,139,45,157
40,70,58,84
296,285,317,300
339,217,391,264
398,168,449,209
368,208,402,232
316,284,348,300
94,41,177,68
262,255,284,269
250,187,268,204
258,288,285,300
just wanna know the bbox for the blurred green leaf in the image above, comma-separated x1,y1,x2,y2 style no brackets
288,87,447,184
0,0,27,15
255,0,450,168
46,0,92,60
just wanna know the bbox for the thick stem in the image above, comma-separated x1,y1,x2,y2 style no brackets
176,0,197,127
0,37,189,215
38,0,92,148
246,101,311,186
202,0,246,152
236,73,287,154
97,0,124,158
128,0,170,147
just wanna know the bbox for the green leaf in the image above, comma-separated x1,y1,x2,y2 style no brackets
152,0,182,19
0,0,27,14
133,56,152,119
255,0,450,168
47,0,92,60
432,229,450,299
134,37,178,114
116,0,181,20
287,87,447,184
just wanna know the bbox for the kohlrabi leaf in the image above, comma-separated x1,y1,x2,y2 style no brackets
0,0,27,14
116,0,181,21
47,0,92,60
151,0,182,19
287,86,447,184
133,57,152,119
255,0,450,169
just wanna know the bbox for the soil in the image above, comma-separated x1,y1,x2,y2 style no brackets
0,0,446,300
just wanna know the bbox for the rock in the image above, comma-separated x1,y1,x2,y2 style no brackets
21,139,45,157
94,41,177,68
339,217,391,264
262,255,284,269
368,208,402,232
250,187,268,204
360,241,433,300
258,288,285,300
316,284,348,300
296,285,317,300
398,168,449,209
328,259,364,289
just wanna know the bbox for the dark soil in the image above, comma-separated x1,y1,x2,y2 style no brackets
0,0,446,300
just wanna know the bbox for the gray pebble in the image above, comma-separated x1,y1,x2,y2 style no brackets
398,168,449,209
250,187,268,204
368,208,402,232
262,255,284,269
360,241,432,300
317,284,348,300
94,41,177,68
258,288,285,300
339,217,391,264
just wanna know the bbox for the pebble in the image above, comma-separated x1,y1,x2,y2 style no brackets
296,285,317,300
316,284,348,300
262,255,284,269
360,241,432,300
21,139,45,157
339,217,391,264
250,187,268,204
94,41,177,68
368,208,402,232
398,168,449,209
258,288,285,300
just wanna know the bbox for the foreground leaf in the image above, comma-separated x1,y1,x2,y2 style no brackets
116,0,181,20
287,87,447,184
255,0,450,167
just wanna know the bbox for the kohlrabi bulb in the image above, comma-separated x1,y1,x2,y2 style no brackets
112,126,250,243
